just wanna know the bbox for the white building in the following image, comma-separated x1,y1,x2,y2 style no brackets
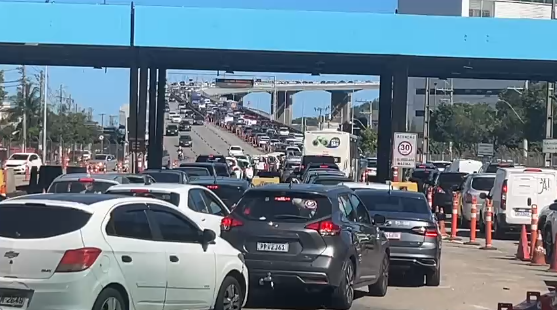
398,0,553,131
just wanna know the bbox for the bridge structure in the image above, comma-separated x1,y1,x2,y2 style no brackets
202,80,379,125
2,1,557,181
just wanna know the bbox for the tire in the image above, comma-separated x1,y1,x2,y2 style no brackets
91,287,126,310
368,253,389,297
330,260,355,310
425,263,441,287
544,226,553,262
493,216,505,240
214,276,244,310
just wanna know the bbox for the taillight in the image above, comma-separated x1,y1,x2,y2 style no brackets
130,189,149,193
221,216,243,231
412,226,438,238
78,178,94,183
55,247,102,272
465,193,472,203
305,219,340,236
207,185,219,189
501,180,507,210
437,187,445,194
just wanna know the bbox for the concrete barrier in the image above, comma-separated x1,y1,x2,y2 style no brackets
5,168,15,193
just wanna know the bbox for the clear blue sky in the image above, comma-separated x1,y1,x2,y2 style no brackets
0,0,397,124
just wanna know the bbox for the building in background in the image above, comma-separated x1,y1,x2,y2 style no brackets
398,0,552,131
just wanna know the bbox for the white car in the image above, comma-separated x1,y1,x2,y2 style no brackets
257,136,270,147
340,181,400,190
278,127,290,136
106,183,231,234
0,193,248,310
172,115,182,123
167,111,179,120
228,146,244,157
4,152,42,174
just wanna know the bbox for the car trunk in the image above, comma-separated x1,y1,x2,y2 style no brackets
375,211,433,247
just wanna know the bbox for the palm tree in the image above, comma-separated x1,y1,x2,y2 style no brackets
9,82,42,144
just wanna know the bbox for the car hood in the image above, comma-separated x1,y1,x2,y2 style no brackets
5,160,27,166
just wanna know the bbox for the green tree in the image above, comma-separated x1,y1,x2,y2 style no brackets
9,82,42,143
359,127,377,155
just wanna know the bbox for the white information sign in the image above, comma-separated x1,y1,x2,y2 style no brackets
543,139,557,154
392,132,417,168
477,143,494,156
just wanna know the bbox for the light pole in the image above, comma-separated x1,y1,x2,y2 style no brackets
498,99,526,124
42,66,48,163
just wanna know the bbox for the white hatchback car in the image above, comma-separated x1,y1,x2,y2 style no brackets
228,146,244,157
0,193,248,310
106,183,231,235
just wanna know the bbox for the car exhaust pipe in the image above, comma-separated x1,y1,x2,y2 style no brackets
258,272,274,288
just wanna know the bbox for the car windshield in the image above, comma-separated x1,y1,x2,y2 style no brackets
230,147,241,151
177,167,210,177
235,191,332,222
48,180,115,194
142,172,183,183
203,184,245,207
94,155,108,160
180,136,191,141
356,191,431,214
471,177,495,191
167,125,178,129
8,154,28,160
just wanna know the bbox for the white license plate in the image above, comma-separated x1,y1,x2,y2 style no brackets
515,211,531,217
384,232,401,240
256,242,289,252
0,296,26,307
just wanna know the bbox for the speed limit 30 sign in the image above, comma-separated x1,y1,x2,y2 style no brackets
392,132,417,167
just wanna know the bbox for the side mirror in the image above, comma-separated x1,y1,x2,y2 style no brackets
373,214,387,225
527,198,532,206
550,204,557,211
479,193,488,199
200,229,216,244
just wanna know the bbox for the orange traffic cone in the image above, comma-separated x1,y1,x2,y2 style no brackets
24,165,30,181
530,231,547,266
516,225,531,261
548,232,557,272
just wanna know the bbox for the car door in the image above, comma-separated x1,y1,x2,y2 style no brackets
187,188,211,226
199,188,230,232
104,203,166,310
337,195,368,280
147,204,216,310
349,193,382,278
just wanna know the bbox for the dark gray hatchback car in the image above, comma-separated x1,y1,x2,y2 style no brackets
221,184,390,310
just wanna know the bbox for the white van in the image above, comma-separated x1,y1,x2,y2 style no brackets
447,159,483,174
481,167,557,238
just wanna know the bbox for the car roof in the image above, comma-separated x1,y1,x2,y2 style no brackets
247,183,347,195
143,169,185,174
107,183,206,193
340,182,399,190
355,189,426,199
469,173,496,178
180,162,225,168
313,174,352,180
189,176,250,186
53,173,123,181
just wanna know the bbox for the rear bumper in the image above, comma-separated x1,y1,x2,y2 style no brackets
496,213,526,230
389,245,440,271
245,255,344,288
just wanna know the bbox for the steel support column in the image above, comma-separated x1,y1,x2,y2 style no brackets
154,68,167,169
330,91,352,124
128,66,138,173
276,91,296,125
138,67,148,162
147,68,157,169
376,73,393,183
392,65,408,133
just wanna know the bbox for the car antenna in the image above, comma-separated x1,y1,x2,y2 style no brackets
289,179,293,189
386,180,392,194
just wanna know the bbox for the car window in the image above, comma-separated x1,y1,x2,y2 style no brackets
356,191,431,214
471,177,495,191
350,194,371,224
200,190,228,216
142,172,183,183
49,180,115,194
339,195,357,222
202,184,243,208
149,209,200,243
188,189,209,213
106,206,152,240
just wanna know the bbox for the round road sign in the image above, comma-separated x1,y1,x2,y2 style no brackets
397,141,412,156
99,135,104,141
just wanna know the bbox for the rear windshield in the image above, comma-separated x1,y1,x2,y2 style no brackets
142,172,183,183
108,190,180,207
203,184,245,207
471,177,495,191
180,164,214,176
94,155,108,160
9,154,28,160
485,164,513,173
180,136,191,141
48,180,115,193
178,167,210,177
214,165,230,177
438,173,467,186
412,169,433,180
0,205,92,239
313,178,351,185
230,146,241,151
356,191,431,214
127,177,147,184
196,155,226,163
367,161,377,168
302,156,336,166
235,191,332,222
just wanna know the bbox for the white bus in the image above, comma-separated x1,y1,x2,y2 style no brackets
303,130,359,178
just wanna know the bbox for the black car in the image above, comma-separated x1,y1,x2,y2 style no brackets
173,166,211,178
196,154,227,163
179,135,192,147
141,169,189,184
180,162,231,177
194,116,204,125
309,174,353,185
431,172,468,214
189,176,250,208
221,184,390,308
179,121,192,131
165,124,179,136
355,189,441,286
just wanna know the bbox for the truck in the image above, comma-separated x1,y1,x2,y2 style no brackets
303,129,359,178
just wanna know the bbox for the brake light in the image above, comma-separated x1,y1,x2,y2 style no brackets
209,154,214,158
419,165,426,168
221,216,243,231
524,168,542,172
412,226,438,238
305,219,340,236
437,187,445,194
130,189,149,193
55,247,102,272
501,180,507,210
275,197,291,202
207,185,219,189
78,178,94,183
320,165,328,168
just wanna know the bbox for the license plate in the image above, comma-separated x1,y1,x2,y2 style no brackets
0,296,26,308
384,232,401,240
256,242,289,252
515,211,531,217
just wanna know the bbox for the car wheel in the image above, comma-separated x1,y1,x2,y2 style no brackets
425,262,441,287
330,260,355,310
214,275,243,310
544,226,553,262
493,216,505,239
368,253,389,296
91,287,126,310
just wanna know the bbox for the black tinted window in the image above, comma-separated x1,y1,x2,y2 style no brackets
196,155,226,163
236,191,332,222
150,210,199,243
367,161,377,168
438,173,467,186
0,205,91,239
175,167,210,177
143,172,183,183
485,164,513,173
49,180,116,194
106,208,152,240
313,178,350,185
180,164,215,176
204,185,244,208
302,156,335,166
213,165,230,177
411,170,433,180
107,190,180,207
471,177,495,191
356,191,430,214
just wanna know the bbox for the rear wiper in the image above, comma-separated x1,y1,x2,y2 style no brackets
274,214,310,220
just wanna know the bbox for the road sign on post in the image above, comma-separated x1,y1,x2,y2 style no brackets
393,132,417,167
543,139,557,153
128,137,146,153
477,143,494,157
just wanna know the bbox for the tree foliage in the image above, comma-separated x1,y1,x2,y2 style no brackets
359,127,377,155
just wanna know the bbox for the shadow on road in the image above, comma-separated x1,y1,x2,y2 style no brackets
246,288,367,310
